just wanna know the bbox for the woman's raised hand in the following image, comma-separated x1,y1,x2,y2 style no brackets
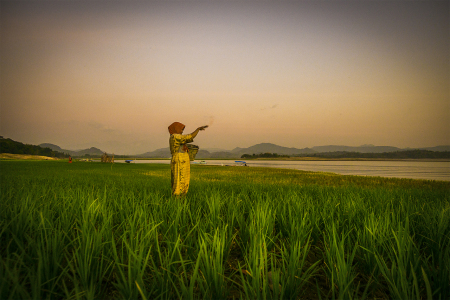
198,125,208,131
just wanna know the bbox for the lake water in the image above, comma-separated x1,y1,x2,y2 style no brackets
116,159,450,181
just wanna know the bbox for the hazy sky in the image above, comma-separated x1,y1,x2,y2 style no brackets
1,1,448,154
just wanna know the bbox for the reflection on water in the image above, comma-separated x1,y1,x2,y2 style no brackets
115,159,450,181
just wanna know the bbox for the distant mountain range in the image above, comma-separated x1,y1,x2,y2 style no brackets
39,142,450,158
230,143,315,156
134,143,450,159
39,143,104,157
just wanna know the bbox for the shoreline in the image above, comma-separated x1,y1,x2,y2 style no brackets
3,153,447,163
245,157,450,162
0,153,59,160
131,157,450,162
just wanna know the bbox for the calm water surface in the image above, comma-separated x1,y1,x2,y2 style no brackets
116,159,450,181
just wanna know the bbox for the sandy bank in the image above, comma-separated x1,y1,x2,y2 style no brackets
0,153,60,160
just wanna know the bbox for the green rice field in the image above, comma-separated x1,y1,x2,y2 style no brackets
1,160,449,299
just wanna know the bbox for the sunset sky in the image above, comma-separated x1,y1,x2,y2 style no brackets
1,1,448,155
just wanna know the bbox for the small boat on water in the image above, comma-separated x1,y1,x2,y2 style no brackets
125,160,133,163
192,160,207,164
235,161,248,166
220,161,249,167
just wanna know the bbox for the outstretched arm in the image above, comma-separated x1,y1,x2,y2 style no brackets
189,125,208,139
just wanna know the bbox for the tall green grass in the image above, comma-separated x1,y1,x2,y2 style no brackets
1,160,449,299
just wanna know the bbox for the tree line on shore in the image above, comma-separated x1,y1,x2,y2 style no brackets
0,137,69,158
241,153,291,159
242,149,450,159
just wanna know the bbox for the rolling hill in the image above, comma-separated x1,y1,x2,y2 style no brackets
39,143,104,157
231,143,315,156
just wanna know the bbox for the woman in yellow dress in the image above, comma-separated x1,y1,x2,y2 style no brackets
168,122,208,196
